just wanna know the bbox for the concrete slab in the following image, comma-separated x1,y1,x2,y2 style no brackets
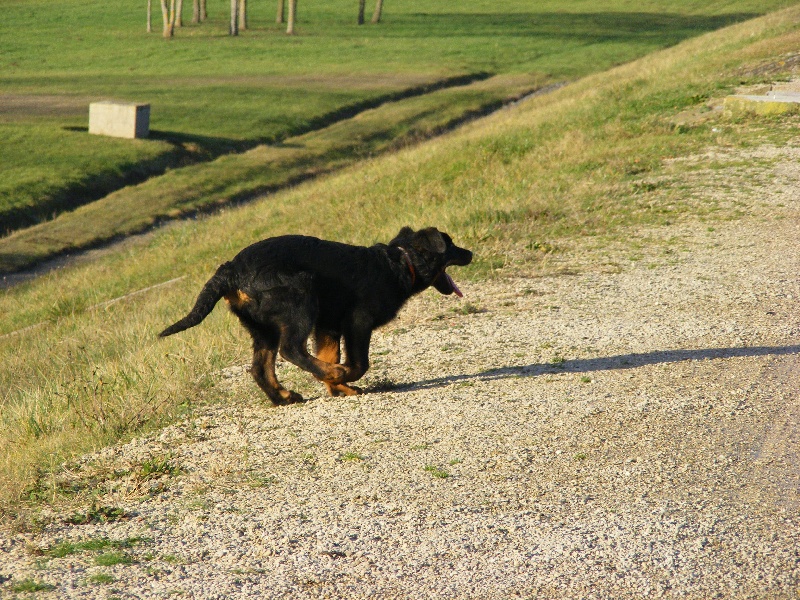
89,101,150,139
724,91,800,116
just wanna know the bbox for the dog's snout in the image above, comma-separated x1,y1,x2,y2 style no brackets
451,247,473,266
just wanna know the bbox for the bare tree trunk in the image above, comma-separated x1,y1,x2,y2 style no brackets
176,0,184,27
200,0,207,20
147,0,152,32
238,0,247,30
170,0,177,30
160,0,168,34
370,0,383,24
192,0,199,23
276,0,284,24
160,0,175,37
357,0,365,24
286,0,296,34
230,0,238,35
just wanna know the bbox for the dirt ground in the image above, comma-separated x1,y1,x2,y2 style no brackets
1,143,798,598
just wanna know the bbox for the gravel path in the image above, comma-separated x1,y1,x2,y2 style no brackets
1,145,799,598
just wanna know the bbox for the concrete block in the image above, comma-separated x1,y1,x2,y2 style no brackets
89,101,150,139
724,92,800,117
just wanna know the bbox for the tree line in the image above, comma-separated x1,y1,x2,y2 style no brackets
148,0,385,38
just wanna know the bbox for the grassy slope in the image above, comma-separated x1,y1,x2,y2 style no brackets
0,0,792,233
0,74,543,273
2,4,800,509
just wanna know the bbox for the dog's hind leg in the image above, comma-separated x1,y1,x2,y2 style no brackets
249,330,303,405
314,330,361,397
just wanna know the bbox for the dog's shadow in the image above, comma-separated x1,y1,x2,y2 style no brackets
383,344,800,393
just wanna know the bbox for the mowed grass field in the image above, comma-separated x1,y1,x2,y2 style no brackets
0,0,792,235
2,1,800,511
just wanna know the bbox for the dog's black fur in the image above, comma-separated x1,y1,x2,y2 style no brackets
159,227,472,404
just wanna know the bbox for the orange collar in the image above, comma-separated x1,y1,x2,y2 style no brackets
397,247,416,287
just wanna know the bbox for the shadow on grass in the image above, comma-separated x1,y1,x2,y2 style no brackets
147,130,250,153
396,345,800,392
2,72,491,243
400,12,760,43
0,143,197,237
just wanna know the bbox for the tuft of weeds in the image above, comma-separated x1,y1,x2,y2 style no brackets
424,465,450,479
65,505,126,526
87,573,116,585
95,552,135,567
440,343,463,353
450,302,486,316
339,452,364,462
11,578,56,593
246,475,278,489
139,456,184,480
40,536,148,560
527,241,557,254
186,497,212,511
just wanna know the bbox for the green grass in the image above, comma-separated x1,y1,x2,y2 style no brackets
340,452,365,462
0,73,542,273
424,465,450,479
0,0,792,235
1,4,800,513
11,578,56,593
44,537,146,559
94,551,135,567
87,573,116,585
139,457,184,480
65,505,126,525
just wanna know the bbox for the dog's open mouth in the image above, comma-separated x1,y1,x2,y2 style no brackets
433,269,463,297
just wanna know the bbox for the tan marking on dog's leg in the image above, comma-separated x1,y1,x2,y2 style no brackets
314,331,345,396
314,331,340,364
280,326,347,385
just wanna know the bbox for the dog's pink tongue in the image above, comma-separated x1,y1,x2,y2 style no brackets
446,272,463,297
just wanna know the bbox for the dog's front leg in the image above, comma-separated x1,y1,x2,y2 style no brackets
341,319,372,385
314,329,357,397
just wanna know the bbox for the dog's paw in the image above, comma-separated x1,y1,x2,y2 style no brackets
323,364,348,385
269,389,304,405
286,390,305,404
326,383,362,397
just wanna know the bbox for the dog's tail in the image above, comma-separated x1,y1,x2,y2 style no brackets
158,262,237,338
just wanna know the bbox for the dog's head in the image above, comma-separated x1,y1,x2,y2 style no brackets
389,226,473,296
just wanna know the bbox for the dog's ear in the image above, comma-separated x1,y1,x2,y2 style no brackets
389,226,415,246
411,227,447,254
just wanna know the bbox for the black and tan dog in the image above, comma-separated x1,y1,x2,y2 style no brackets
159,227,472,404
